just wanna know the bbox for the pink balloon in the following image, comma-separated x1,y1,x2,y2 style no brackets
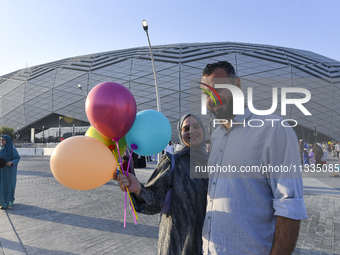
85,82,137,140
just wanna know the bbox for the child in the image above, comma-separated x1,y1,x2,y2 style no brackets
303,148,310,166
309,150,315,164
122,155,135,175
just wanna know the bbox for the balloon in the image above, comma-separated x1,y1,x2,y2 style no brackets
328,141,331,145
85,126,112,147
85,126,127,157
113,136,127,158
50,136,117,190
125,110,172,156
85,82,137,140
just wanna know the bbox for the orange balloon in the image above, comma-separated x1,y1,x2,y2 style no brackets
50,136,117,190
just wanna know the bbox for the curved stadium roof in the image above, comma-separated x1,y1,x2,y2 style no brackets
0,42,339,142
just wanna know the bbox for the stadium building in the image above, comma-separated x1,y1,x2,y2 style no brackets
0,42,339,143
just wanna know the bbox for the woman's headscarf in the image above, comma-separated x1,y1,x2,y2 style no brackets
176,113,209,166
0,135,14,162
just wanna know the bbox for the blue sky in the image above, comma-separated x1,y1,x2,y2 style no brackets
1,0,339,76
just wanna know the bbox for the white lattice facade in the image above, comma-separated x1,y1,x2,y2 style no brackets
0,42,339,142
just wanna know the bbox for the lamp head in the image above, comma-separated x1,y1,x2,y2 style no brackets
142,19,148,32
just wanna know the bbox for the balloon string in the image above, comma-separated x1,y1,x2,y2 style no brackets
114,140,125,175
126,144,138,222
126,187,138,223
112,140,139,226
111,147,132,226
126,147,136,177
125,143,139,222
111,150,122,175
124,190,127,228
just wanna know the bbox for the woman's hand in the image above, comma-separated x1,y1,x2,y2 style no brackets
6,161,12,166
117,174,142,195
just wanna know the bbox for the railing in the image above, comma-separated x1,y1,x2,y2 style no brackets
14,143,59,148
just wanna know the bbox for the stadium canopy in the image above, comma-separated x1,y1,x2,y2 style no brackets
1,42,339,143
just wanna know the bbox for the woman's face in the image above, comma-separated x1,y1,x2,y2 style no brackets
181,116,204,148
1,137,6,146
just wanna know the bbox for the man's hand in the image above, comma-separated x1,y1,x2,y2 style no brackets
271,216,300,255
6,161,12,166
117,174,142,195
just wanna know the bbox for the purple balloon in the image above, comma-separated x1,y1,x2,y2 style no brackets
85,82,137,140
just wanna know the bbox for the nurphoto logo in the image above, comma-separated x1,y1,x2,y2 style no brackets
200,83,311,116
199,83,312,128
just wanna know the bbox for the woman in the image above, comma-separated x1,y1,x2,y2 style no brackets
312,143,323,167
117,114,209,255
322,142,329,161
0,135,20,210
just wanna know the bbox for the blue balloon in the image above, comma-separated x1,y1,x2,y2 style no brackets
125,110,172,156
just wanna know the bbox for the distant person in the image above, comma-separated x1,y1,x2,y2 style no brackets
132,152,146,168
332,141,336,157
322,141,329,162
313,143,323,166
336,141,340,158
164,141,174,154
309,150,316,164
174,142,183,152
299,139,305,165
303,148,310,166
205,142,211,153
122,155,135,176
0,135,20,210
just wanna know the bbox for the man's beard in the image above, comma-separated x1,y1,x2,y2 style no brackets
210,97,234,120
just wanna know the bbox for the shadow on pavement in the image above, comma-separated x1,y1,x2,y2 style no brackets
18,170,53,177
0,238,78,255
8,204,158,239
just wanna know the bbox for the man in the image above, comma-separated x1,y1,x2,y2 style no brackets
200,61,308,254
174,142,183,152
335,141,340,158
299,139,305,165
332,141,336,157
164,141,174,154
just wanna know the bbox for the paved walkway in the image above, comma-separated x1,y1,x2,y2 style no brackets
0,157,159,255
0,156,339,255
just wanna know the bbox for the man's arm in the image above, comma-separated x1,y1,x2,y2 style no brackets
271,216,300,255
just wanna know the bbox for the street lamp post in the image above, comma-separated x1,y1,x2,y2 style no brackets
313,124,318,143
42,126,45,143
142,19,161,112
59,116,62,141
16,127,19,142
78,84,86,99
142,19,163,162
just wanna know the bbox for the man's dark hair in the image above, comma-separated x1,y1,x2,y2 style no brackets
202,61,237,79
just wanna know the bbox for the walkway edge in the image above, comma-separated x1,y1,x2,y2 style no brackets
0,211,26,255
